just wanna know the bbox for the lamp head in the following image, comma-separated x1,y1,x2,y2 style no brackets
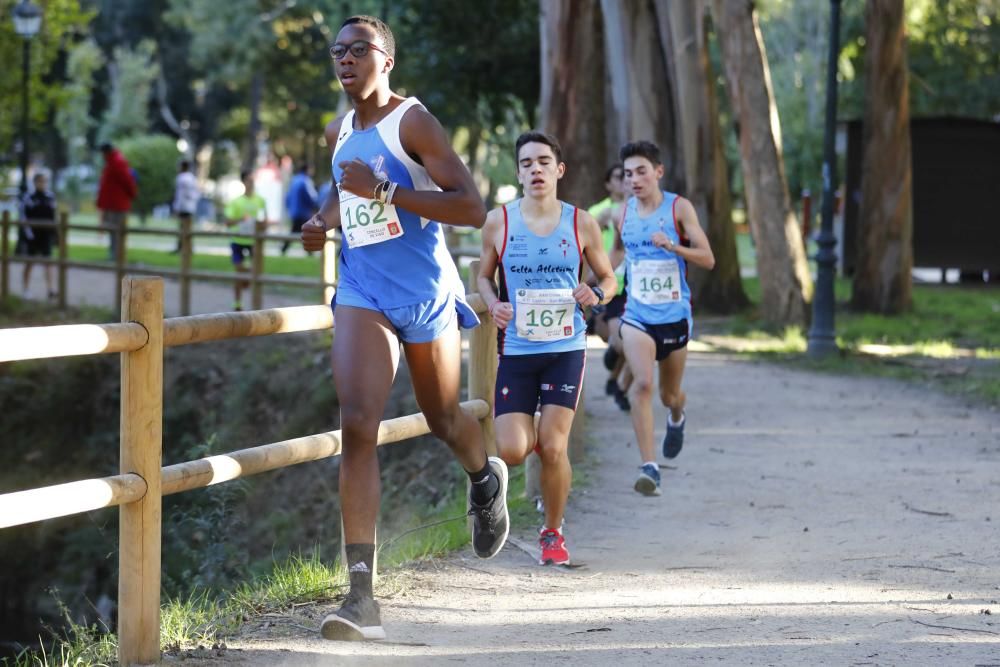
12,1,42,39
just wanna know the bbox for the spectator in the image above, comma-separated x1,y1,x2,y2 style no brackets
17,173,57,299
282,163,318,255
96,143,137,260
171,160,200,254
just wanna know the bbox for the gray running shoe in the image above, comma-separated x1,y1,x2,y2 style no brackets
321,592,386,641
468,456,510,558
634,463,662,497
662,412,685,459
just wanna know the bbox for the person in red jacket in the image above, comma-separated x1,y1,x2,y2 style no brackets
96,143,138,260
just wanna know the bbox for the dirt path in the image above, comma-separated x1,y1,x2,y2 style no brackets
172,345,999,666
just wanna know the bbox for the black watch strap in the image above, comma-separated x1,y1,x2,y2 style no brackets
591,285,605,304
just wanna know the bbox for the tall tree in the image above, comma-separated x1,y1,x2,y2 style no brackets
0,0,92,162
55,39,104,209
538,0,607,208
658,0,748,312
712,0,813,326
98,40,159,143
851,0,913,313
165,0,315,169
601,0,682,192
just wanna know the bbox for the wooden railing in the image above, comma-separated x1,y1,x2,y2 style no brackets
0,276,498,665
0,211,338,314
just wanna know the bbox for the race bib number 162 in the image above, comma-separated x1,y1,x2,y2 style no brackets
339,189,404,248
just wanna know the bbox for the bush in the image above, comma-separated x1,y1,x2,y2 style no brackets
119,134,182,219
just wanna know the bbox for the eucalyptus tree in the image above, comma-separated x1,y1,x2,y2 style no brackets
712,0,813,325
851,0,913,314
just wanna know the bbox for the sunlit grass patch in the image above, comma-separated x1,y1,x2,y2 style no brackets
229,549,345,618
704,279,999,405
161,590,229,649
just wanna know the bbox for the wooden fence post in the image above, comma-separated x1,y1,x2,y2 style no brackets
251,221,264,310
322,232,337,306
466,260,497,456
1,210,9,300
118,276,163,667
57,212,68,309
179,216,192,316
114,223,128,310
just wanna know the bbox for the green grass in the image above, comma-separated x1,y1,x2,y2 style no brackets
4,460,541,666
5,551,349,666
706,278,1000,404
729,278,998,349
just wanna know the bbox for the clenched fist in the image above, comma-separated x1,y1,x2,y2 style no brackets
489,301,513,329
573,283,599,307
337,158,379,199
301,215,329,252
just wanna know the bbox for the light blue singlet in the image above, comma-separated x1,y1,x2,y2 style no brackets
497,199,586,356
619,192,692,327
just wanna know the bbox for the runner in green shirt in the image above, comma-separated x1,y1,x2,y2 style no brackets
586,164,631,411
223,171,268,310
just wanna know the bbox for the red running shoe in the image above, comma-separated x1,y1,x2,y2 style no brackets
539,528,570,566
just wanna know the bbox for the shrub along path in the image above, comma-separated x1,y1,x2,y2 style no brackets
181,345,1000,666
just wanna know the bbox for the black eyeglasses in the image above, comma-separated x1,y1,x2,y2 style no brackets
330,40,388,60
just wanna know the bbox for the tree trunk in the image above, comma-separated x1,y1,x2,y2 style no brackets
601,0,682,192
243,71,264,173
851,0,913,314
539,0,608,208
658,0,749,313
712,0,812,326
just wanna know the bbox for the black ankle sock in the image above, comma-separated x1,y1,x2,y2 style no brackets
468,461,499,505
345,543,375,598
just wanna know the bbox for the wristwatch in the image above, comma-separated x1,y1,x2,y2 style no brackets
591,285,605,305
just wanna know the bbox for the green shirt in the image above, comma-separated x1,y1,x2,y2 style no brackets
592,198,625,295
587,197,613,221
224,194,267,244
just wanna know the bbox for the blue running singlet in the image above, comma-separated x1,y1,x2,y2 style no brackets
497,199,586,355
619,191,692,327
332,97,476,329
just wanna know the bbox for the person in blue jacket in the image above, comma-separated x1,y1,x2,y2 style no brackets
282,163,319,254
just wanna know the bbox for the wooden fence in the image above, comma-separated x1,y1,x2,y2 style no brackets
0,212,482,316
0,211,338,315
0,276,499,665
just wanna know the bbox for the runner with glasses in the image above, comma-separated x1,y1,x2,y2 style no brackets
301,15,508,642
477,131,617,566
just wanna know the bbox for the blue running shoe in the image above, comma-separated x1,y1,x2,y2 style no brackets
634,463,662,496
662,412,685,459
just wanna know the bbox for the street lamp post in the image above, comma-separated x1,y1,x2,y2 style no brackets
12,0,42,200
807,0,842,358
